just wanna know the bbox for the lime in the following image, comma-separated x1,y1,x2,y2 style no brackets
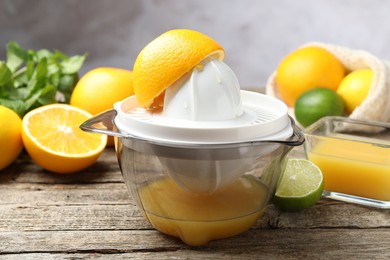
294,88,345,127
273,158,324,212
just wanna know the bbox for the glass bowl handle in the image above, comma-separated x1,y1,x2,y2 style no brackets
80,109,125,137
267,116,305,147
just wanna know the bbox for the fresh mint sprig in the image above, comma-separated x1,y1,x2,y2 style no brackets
0,41,87,117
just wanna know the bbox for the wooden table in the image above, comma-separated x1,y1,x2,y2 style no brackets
1,147,389,259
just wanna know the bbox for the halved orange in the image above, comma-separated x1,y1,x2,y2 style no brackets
21,104,107,174
133,29,224,108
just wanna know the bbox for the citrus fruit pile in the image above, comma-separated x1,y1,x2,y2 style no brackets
0,102,107,173
275,46,374,127
1,66,134,173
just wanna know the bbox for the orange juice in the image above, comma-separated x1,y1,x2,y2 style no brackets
307,136,390,201
138,175,268,246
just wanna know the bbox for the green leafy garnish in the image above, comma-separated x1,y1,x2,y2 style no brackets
0,41,87,117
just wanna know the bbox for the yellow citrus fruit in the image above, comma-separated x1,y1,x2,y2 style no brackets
337,69,373,114
70,67,133,146
0,105,23,170
133,29,224,108
21,104,107,174
276,46,346,107
70,67,134,115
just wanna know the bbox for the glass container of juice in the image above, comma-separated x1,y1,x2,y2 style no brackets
303,116,390,209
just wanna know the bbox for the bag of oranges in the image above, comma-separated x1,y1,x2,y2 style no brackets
266,42,390,126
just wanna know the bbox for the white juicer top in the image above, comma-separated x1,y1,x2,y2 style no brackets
163,58,243,121
114,58,292,145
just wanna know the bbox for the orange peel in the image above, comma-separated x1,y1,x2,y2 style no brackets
133,29,224,108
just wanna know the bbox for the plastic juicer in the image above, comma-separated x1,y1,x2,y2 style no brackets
80,57,304,245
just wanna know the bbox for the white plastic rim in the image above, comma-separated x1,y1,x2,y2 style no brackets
114,90,292,144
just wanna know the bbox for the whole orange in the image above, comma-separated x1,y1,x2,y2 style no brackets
275,46,346,107
70,67,134,115
70,67,133,146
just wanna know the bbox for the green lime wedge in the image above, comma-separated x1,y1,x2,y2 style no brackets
273,158,324,212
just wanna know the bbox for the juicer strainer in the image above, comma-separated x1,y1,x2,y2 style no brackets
81,90,304,194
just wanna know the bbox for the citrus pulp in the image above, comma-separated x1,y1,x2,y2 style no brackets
273,158,324,212
21,104,107,174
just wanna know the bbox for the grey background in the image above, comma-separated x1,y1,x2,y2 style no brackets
1,0,389,91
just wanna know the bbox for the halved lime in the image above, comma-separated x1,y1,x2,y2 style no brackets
273,158,324,211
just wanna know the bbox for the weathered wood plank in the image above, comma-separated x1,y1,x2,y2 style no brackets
0,183,131,204
0,148,122,184
0,229,389,258
0,197,388,234
0,178,388,232
13,162,122,184
0,204,150,232
268,199,390,229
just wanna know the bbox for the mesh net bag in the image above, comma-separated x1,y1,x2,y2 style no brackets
266,42,390,126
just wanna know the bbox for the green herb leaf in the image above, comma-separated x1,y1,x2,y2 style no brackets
36,49,53,60
0,41,86,117
58,74,78,103
0,98,27,117
61,54,87,74
37,83,57,105
6,41,28,73
26,58,47,99
0,61,12,86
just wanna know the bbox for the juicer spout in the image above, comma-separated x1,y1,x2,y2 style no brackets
80,109,125,138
